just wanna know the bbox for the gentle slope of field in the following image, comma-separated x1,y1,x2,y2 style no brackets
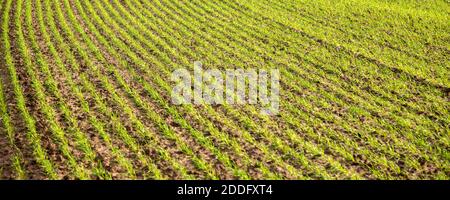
0,0,449,179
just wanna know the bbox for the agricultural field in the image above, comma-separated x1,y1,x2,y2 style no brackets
0,0,449,180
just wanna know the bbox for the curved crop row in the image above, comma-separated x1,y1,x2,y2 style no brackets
0,0,447,180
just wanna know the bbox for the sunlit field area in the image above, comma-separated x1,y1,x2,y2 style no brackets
0,0,449,180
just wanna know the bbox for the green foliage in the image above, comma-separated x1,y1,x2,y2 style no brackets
0,0,447,180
